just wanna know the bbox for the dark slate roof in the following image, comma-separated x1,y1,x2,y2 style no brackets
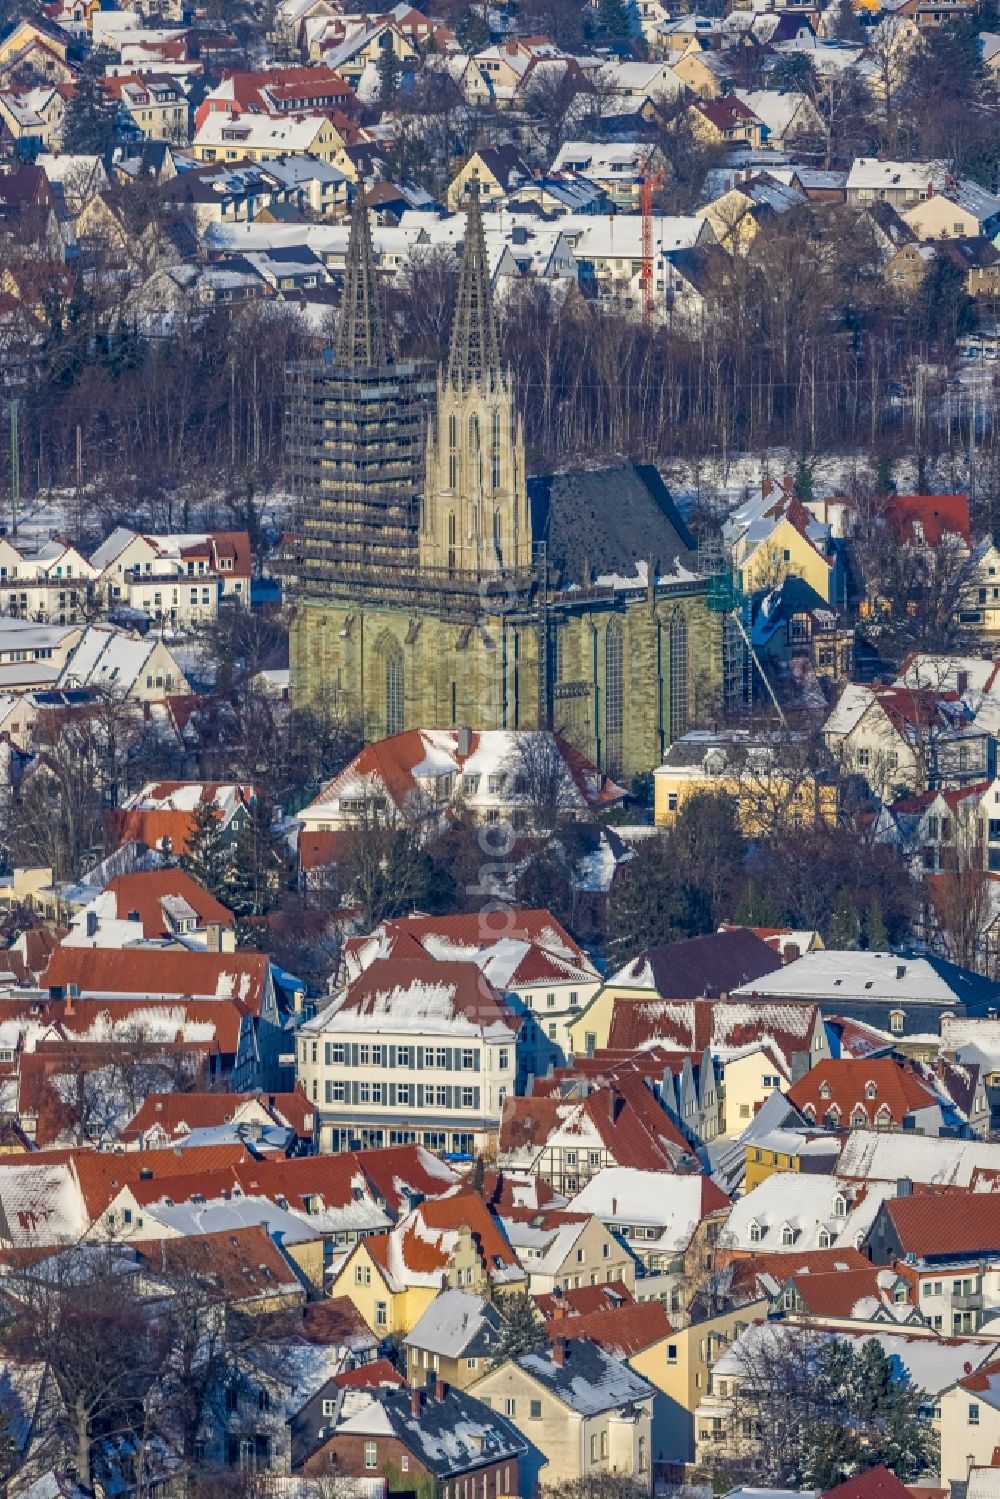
617,929,784,999
528,464,695,587
475,144,531,189
751,574,832,623
665,245,726,295
940,236,1000,270
295,1383,526,1475
517,1339,653,1413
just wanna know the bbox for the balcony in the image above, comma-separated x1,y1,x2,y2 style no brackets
953,1291,983,1310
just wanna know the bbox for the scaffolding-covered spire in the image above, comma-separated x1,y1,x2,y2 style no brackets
336,182,388,368
446,182,500,389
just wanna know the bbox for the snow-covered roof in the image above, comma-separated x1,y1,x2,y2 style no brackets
403,1289,502,1358
517,1340,653,1413
730,949,985,1005
837,1128,1000,1187
566,1167,717,1241
722,1171,892,1252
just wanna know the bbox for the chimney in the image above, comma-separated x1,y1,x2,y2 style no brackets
64,993,74,1016
205,921,223,953
783,943,800,964
85,911,98,938
457,726,472,758
435,1377,447,1402
127,909,141,923
411,1388,422,1417
896,1177,913,1197
611,1196,617,1215
552,1339,566,1367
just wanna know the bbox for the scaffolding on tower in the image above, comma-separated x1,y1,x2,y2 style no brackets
640,167,665,328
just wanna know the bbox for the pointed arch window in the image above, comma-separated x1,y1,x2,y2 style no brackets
381,638,404,737
605,619,623,777
493,508,503,566
669,611,688,740
447,513,457,577
491,408,502,491
448,414,457,489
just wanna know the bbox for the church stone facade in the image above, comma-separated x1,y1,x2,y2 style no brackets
288,188,723,784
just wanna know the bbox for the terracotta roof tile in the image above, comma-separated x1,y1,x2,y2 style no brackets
788,1058,937,1128
885,1189,1000,1257
42,947,270,1016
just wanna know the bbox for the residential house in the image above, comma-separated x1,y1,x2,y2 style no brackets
0,536,96,624
730,948,1000,1036
329,1189,526,1336
294,1382,526,1495
447,146,532,211
845,157,950,210
56,624,191,702
341,910,601,1065
404,1289,508,1390
119,1087,314,1150
750,576,855,685
723,480,843,605
108,781,257,856
103,74,189,141
89,526,252,618
940,1360,1000,1486
41,944,300,1088
689,96,765,150
471,1339,654,1491
653,727,838,834
0,84,68,150
902,178,1000,239
191,110,343,166
498,1073,696,1194
550,142,665,211
865,1188,1000,1334
297,728,624,856
193,64,355,131
718,1171,895,1257
565,1168,730,1280
823,683,991,800
61,868,236,951
732,89,824,149
565,928,786,1055
296,960,524,1155
0,618,82,694
695,175,804,254
499,1208,637,1295
786,1057,945,1133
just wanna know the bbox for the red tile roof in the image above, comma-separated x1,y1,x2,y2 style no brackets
535,1282,634,1319
886,494,971,548
406,1190,521,1277
884,1189,1000,1258
787,1265,911,1318
121,1089,314,1144
788,1058,938,1128
336,959,512,1033
42,947,270,1016
131,1224,302,1302
71,1143,250,1218
335,1358,405,1389
544,1297,672,1357
99,868,234,936
824,1469,916,1499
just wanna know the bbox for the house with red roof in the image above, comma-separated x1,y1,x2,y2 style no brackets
119,1087,315,1151
824,681,991,798
788,1058,944,1134
499,1071,696,1196
107,780,258,856
329,1188,526,1336
297,727,625,850
940,1359,1000,1484
193,64,355,131
296,957,540,1156
885,493,972,551
63,867,235,950
499,1205,638,1295
865,1187,1000,1336
41,944,302,1090
343,909,601,1063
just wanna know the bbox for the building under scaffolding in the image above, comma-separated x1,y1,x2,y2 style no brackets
287,186,725,781
285,185,435,588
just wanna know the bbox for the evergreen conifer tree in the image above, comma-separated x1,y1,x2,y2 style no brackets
179,800,229,900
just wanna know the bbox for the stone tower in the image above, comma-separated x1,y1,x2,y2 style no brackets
420,185,531,579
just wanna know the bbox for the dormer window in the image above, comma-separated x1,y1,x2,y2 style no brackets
833,1194,847,1217
851,1107,867,1127
819,1082,832,1100
818,1228,832,1248
865,1081,877,1100
889,1010,905,1035
749,1221,762,1243
781,1224,795,1246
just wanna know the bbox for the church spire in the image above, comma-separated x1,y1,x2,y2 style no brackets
336,183,388,369
446,182,500,390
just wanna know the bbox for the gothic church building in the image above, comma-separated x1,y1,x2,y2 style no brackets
288,188,722,783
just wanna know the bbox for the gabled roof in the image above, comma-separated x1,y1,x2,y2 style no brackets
131,1223,302,1303
823,1468,917,1499
515,1338,653,1413
71,1142,250,1219
88,868,234,937
605,928,784,1000
120,1089,312,1146
885,493,971,548
327,1384,526,1476
543,1297,672,1357
788,1058,938,1127
312,959,516,1039
41,947,273,1016
882,1189,1000,1258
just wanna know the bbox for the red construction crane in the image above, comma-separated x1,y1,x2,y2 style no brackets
640,167,665,327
